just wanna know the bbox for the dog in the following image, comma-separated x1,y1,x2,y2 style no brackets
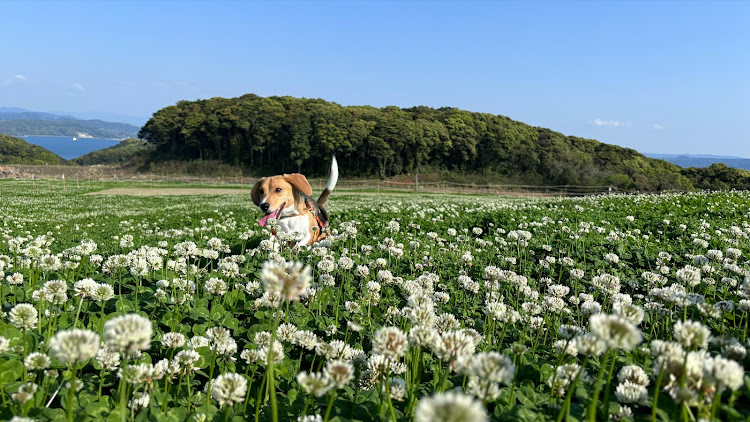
251,157,338,247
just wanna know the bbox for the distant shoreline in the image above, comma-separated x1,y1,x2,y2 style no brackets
22,135,126,141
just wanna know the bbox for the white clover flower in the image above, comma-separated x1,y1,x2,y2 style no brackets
703,355,744,392
128,391,150,412
414,391,488,422
589,314,642,351
293,330,320,350
6,273,23,285
464,351,515,385
161,332,186,349
617,365,649,386
613,302,645,325
372,327,408,360
11,382,37,405
408,326,439,349
553,339,578,356
24,352,51,370
574,333,607,356
604,253,620,264
676,266,701,287
96,343,121,370
433,330,476,363
345,301,361,314
73,278,97,297
9,303,38,330
615,381,648,404
210,372,247,407
383,377,407,401
174,350,201,374
673,320,711,350
260,260,312,301
548,364,587,398
49,329,101,365
103,314,153,355
92,283,115,302
205,277,228,296
466,376,501,401
324,359,354,388
297,371,333,397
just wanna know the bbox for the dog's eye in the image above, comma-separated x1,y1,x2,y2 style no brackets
275,187,282,193
259,189,264,194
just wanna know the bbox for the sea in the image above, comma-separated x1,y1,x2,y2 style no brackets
22,136,122,160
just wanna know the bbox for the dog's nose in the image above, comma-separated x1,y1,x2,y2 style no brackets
260,203,270,212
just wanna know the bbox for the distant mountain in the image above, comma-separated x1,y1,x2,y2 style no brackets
49,110,149,127
645,153,750,171
0,107,141,139
0,134,68,165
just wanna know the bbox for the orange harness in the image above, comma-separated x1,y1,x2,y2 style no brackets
308,206,328,243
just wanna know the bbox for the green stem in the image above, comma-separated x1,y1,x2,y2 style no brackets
205,349,218,410
587,349,611,422
118,372,128,422
73,296,85,329
255,367,268,421
267,311,281,422
601,349,618,419
437,362,450,392
66,372,76,422
323,391,337,422
710,390,722,421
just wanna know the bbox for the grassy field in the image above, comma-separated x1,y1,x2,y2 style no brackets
0,179,748,421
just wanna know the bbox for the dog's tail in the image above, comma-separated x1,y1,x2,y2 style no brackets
317,156,338,207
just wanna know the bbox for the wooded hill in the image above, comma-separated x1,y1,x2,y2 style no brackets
73,138,153,165
0,134,67,165
139,94,694,191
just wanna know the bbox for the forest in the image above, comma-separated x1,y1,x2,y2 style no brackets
137,94,728,192
138,94,693,191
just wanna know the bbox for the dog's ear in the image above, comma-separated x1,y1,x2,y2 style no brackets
250,179,264,205
283,173,313,196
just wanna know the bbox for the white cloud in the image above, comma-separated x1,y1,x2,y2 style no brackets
591,119,631,128
652,124,664,130
2,74,28,86
72,83,85,91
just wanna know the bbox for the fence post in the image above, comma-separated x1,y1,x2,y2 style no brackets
377,179,380,194
32,174,35,194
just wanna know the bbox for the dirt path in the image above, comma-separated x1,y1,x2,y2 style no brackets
89,187,249,196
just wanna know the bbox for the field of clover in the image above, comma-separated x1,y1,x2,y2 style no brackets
0,178,749,422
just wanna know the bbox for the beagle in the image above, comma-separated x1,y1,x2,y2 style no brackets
251,157,338,247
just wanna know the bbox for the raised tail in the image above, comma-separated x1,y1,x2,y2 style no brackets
317,156,338,207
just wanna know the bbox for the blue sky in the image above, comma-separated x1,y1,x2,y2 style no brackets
2,1,748,156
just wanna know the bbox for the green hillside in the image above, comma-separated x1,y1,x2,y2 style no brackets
681,163,750,191
0,134,68,165
0,117,140,139
139,94,694,191
73,138,154,165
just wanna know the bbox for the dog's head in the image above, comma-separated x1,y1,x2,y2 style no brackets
251,173,312,227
